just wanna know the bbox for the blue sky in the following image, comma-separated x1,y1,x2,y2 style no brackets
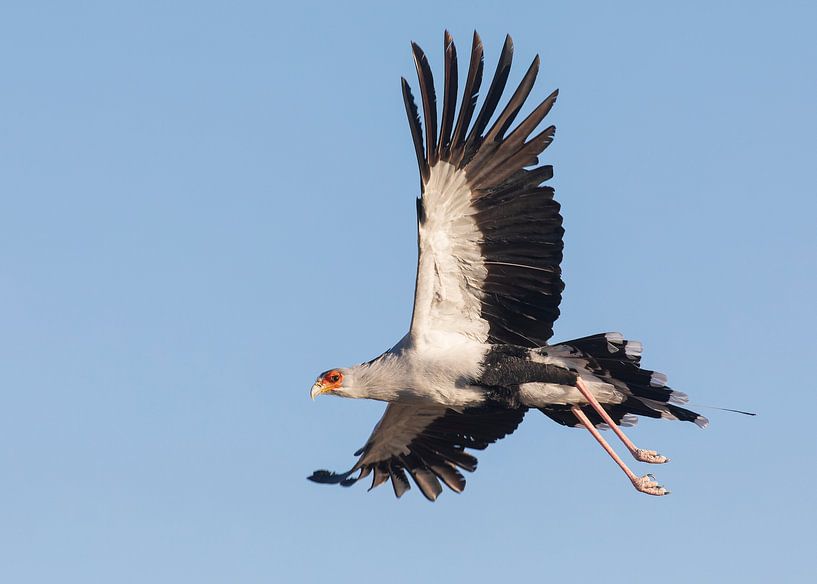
2,1,816,582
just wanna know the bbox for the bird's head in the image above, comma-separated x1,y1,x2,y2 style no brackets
310,369,347,400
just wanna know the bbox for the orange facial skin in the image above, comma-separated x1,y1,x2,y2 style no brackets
311,369,344,399
320,370,344,390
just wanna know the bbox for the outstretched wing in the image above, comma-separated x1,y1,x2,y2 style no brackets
308,403,526,501
405,32,564,348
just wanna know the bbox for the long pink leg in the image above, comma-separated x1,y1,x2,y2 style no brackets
574,377,669,464
571,406,669,496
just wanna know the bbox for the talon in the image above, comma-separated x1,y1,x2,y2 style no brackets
631,474,670,496
634,449,670,464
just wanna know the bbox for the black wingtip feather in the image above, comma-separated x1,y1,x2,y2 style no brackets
411,42,438,167
401,77,429,184
428,462,466,493
504,88,559,148
450,31,484,159
389,466,411,498
485,54,540,143
466,34,514,148
308,469,352,484
369,465,390,491
406,462,443,502
438,30,458,158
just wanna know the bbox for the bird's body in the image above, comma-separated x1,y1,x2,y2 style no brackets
342,334,677,413
309,32,707,500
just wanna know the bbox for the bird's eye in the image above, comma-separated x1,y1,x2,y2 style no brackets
330,373,341,383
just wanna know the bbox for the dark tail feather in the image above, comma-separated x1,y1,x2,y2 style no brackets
541,332,709,429
540,403,639,428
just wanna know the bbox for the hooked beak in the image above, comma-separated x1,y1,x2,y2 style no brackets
311,382,329,400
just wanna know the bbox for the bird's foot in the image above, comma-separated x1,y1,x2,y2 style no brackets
631,473,670,496
633,449,669,464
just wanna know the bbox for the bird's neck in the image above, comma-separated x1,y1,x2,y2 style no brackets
347,353,415,402
346,347,487,408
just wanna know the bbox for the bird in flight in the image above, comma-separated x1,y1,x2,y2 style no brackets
308,31,707,501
